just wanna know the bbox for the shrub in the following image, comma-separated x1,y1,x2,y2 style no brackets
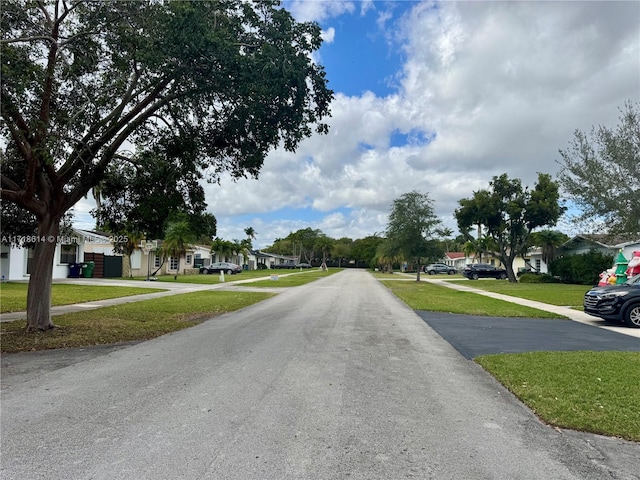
518,273,560,283
549,250,613,285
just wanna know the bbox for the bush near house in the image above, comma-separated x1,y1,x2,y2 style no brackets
518,273,560,283
549,250,613,285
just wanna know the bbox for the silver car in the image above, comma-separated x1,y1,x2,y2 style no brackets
200,262,242,274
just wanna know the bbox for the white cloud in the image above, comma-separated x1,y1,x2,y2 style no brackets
205,1,639,248
321,26,336,43
285,0,356,23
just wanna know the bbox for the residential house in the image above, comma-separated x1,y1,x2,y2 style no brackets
443,252,467,271
0,229,116,281
253,251,297,269
560,234,640,262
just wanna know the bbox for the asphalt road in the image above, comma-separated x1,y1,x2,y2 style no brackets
1,269,639,479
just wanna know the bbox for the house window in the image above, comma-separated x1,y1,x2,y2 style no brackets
59,244,77,264
169,256,178,270
154,254,161,268
535,259,541,271
185,254,192,265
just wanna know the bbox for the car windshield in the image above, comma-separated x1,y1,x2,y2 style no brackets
625,274,640,285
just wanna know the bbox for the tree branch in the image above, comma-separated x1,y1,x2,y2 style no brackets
0,35,57,45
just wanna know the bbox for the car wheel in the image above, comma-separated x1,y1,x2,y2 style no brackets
200,268,207,274
448,270,455,275
471,272,479,280
226,269,233,275
623,303,640,328
498,272,507,280
428,270,435,275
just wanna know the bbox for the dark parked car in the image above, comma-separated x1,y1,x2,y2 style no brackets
199,262,242,274
424,263,457,275
462,263,508,280
295,263,312,268
583,274,640,328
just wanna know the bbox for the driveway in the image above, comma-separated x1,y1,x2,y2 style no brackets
417,311,640,360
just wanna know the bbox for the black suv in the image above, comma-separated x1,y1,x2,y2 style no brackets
583,274,640,328
424,263,457,275
462,263,508,280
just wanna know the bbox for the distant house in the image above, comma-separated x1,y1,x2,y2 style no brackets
253,251,297,269
560,234,640,261
443,252,468,271
128,241,207,277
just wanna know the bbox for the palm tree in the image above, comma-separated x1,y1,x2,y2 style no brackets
436,227,454,252
210,237,234,263
231,239,244,265
530,230,568,266
375,240,403,274
315,235,334,271
462,240,476,263
162,220,195,280
244,227,257,242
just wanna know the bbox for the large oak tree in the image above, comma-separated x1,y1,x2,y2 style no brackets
455,173,565,282
0,0,332,330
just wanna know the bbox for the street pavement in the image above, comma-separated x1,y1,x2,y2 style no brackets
1,270,639,479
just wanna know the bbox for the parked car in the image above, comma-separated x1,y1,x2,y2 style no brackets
462,263,508,280
424,263,457,275
583,274,640,328
199,262,242,274
295,263,312,269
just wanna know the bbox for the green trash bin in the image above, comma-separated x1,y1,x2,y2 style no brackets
82,261,95,278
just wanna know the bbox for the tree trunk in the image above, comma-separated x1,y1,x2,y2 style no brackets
26,216,61,331
502,254,518,283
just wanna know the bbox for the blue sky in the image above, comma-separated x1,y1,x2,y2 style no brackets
317,4,406,97
74,1,640,249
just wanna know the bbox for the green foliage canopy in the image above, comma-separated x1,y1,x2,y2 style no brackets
558,101,640,235
385,191,443,280
0,0,332,330
455,173,565,282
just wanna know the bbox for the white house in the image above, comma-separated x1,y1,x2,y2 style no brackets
0,229,113,281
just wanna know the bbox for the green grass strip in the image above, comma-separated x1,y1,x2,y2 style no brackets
446,281,589,309
476,351,640,442
380,280,563,318
1,290,274,353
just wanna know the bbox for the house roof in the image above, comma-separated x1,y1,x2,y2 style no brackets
73,228,111,243
562,234,640,249
445,252,466,260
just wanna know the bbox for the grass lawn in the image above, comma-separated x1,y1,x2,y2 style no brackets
245,268,339,287
0,290,274,353
0,282,165,313
380,279,564,318
128,268,338,285
446,280,590,309
476,351,640,442
130,269,272,284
